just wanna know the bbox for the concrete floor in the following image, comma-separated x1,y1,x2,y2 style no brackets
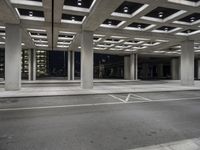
0,91,200,150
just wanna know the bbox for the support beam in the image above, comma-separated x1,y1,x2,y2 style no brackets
181,40,194,86
5,24,22,90
124,56,130,80
130,53,138,80
171,58,180,80
81,31,93,89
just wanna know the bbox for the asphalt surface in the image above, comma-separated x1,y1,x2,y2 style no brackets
0,91,200,150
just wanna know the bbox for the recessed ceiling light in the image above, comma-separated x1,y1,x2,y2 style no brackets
158,12,163,18
164,27,168,31
71,16,75,21
77,0,82,6
123,6,128,13
190,17,195,22
29,11,33,17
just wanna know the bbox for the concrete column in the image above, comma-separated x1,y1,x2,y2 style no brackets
68,51,75,80
171,58,180,80
28,49,31,81
181,40,194,85
135,54,138,80
158,64,163,78
197,60,200,80
124,56,130,80
130,53,138,80
81,31,93,89
30,49,36,81
5,24,22,90
72,51,75,80
68,51,71,80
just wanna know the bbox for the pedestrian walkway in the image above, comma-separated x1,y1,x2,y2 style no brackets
0,80,200,98
129,138,200,150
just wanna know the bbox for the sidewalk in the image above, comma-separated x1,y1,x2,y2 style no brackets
130,138,200,150
0,80,200,98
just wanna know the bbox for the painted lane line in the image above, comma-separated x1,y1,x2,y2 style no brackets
130,94,152,101
1,96,200,112
108,94,126,103
0,101,124,112
125,94,131,102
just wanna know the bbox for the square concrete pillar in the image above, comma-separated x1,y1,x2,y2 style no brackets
130,54,138,80
81,31,93,89
181,40,194,86
28,49,36,81
5,24,22,90
124,56,130,80
68,51,75,80
171,58,180,80
198,60,200,80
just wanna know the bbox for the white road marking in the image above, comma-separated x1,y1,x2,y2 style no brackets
0,102,124,111
0,96,200,112
125,94,131,102
108,94,126,103
130,94,152,101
